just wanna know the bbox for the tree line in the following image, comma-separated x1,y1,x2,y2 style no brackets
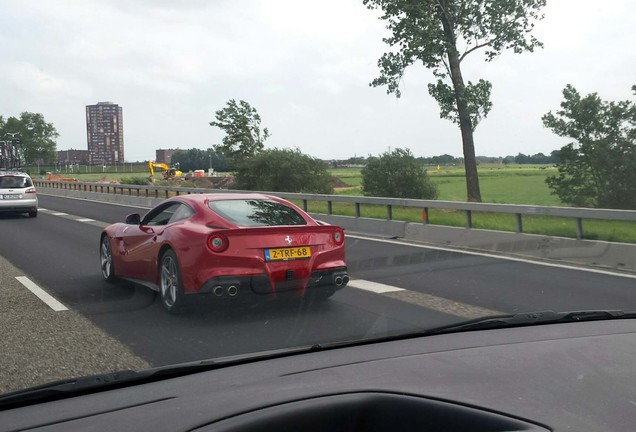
338,153,559,167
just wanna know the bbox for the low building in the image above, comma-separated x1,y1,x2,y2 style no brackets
156,149,181,164
57,149,90,165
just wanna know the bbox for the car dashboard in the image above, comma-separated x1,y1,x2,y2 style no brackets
2,319,635,431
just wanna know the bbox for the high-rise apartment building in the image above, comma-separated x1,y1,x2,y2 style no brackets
86,101,124,165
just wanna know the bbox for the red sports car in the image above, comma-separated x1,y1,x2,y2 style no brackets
99,193,348,313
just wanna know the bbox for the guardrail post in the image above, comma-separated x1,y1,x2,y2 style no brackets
387,205,392,221
327,201,333,215
576,218,583,240
424,207,429,224
164,190,169,199
515,214,523,233
303,199,308,212
355,202,361,218
466,210,472,228
176,190,180,196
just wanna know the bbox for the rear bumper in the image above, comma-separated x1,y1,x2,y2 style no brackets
194,267,349,299
0,198,38,213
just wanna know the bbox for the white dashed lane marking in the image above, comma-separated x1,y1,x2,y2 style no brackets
15,276,68,312
348,279,503,319
76,218,96,222
51,212,68,216
347,279,404,294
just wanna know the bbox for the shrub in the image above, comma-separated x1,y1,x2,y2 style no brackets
362,148,438,199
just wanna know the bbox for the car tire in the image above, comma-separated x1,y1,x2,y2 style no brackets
28,209,37,218
159,249,186,314
100,235,117,283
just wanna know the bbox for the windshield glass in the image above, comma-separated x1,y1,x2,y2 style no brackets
0,0,635,398
209,199,307,227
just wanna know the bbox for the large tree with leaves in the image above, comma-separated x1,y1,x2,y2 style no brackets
235,148,333,194
362,147,438,199
542,85,636,209
171,148,229,172
209,99,269,164
363,0,546,202
0,112,58,165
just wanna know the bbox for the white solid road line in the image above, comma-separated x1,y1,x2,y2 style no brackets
15,276,68,312
347,279,404,293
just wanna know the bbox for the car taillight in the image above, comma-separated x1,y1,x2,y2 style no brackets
25,187,37,194
207,233,229,252
333,229,344,245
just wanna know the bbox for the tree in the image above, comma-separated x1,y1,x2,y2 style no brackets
171,148,229,172
209,99,269,163
0,112,58,164
362,148,438,199
542,84,636,209
363,0,546,202
235,148,333,194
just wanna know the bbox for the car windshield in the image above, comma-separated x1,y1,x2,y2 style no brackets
0,0,635,400
209,199,307,227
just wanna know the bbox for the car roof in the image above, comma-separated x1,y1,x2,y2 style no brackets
172,193,276,205
0,170,31,177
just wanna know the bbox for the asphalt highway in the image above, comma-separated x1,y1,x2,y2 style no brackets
1,194,635,392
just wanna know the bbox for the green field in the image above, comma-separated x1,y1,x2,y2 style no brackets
330,164,561,206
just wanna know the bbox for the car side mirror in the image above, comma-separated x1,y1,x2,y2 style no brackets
125,213,141,225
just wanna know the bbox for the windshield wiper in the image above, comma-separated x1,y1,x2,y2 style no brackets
423,309,636,335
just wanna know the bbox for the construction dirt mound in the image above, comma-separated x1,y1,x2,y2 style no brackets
331,176,349,188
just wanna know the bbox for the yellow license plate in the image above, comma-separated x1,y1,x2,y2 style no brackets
265,246,311,261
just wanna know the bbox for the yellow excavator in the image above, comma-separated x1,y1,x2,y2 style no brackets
148,161,183,180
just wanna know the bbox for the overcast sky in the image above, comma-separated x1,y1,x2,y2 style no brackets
0,0,634,161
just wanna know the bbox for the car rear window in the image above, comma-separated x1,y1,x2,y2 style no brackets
208,199,307,227
0,176,32,188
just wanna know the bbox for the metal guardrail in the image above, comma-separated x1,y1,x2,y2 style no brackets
35,180,636,240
